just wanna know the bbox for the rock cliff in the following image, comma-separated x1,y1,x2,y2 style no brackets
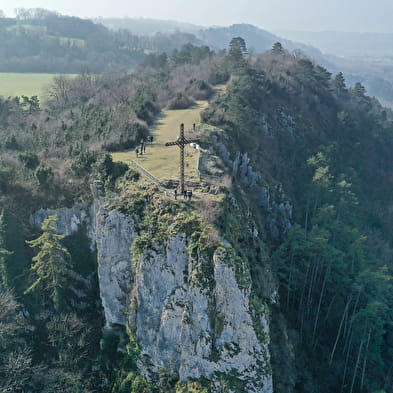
31,187,274,393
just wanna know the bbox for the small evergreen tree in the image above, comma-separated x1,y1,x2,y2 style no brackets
271,41,284,54
0,211,12,288
332,72,347,97
26,215,72,313
229,36,247,54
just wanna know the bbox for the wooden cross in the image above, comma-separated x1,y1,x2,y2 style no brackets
165,123,198,194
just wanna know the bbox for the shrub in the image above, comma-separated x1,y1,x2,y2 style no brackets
4,135,19,150
103,123,148,152
18,151,40,170
168,93,195,109
35,165,53,185
71,150,98,177
208,70,230,85
188,80,214,100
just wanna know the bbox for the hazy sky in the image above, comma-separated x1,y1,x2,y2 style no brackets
2,0,393,32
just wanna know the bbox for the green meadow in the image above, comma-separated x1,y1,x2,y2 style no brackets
0,73,76,100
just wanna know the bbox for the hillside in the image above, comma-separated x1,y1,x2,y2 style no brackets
0,10,145,72
97,17,327,63
97,15,393,108
276,30,393,58
94,16,203,35
1,42,393,393
4,9,393,110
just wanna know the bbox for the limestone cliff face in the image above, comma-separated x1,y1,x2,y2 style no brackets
130,235,272,392
95,208,137,326
32,195,273,393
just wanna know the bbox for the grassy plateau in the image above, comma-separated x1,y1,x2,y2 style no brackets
112,100,208,184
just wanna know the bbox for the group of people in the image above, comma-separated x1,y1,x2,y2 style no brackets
135,136,153,158
174,189,193,201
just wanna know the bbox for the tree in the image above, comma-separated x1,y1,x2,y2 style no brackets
18,151,40,170
47,313,90,370
35,165,53,186
229,36,247,55
271,42,284,54
353,82,366,97
26,215,73,313
47,75,71,105
332,72,347,97
0,211,12,288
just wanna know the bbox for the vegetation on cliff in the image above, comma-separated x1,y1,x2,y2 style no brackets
203,47,393,392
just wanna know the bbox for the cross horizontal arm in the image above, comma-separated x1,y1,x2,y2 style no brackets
165,139,198,146
183,138,198,144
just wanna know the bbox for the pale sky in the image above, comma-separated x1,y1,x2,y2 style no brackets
1,0,393,32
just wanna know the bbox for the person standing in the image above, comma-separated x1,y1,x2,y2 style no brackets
183,190,187,200
174,189,178,200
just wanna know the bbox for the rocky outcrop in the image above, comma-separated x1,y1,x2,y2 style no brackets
95,208,137,326
30,203,90,236
31,196,273,392
131,236,272,392
211,134,292,240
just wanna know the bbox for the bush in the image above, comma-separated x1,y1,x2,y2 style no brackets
71,150,98,177
168,93,195,109
35,165,53,185
4,135,19,150
95,153,129,182
188,80,214,100
124,168,140,183
0,166,12,191
18,151,40,170
208,70,230,85
133,99,158,125
103,123,148,152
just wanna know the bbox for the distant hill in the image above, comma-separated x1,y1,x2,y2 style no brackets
275,30,393,107
94,16,202,35
276,30,393,57
97,18,326,63
197,24,326,62
6,10,393,108
0,10,146,73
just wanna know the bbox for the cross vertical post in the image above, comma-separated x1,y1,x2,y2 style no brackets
165,123,198,194
179,123,185,194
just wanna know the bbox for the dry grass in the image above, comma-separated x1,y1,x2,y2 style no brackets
111,84,228,187
112,100,208,185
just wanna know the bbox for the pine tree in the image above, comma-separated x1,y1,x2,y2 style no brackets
0,211,12,288
229,36,247,54
332,72,347,97
26,215,72,313
271,41,284,54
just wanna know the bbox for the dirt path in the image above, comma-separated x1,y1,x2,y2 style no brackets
112,84,227,188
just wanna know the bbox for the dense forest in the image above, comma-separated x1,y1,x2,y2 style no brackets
1,29,393,392
203,46,393,392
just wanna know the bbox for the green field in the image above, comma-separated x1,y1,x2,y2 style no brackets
0,73,76,100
